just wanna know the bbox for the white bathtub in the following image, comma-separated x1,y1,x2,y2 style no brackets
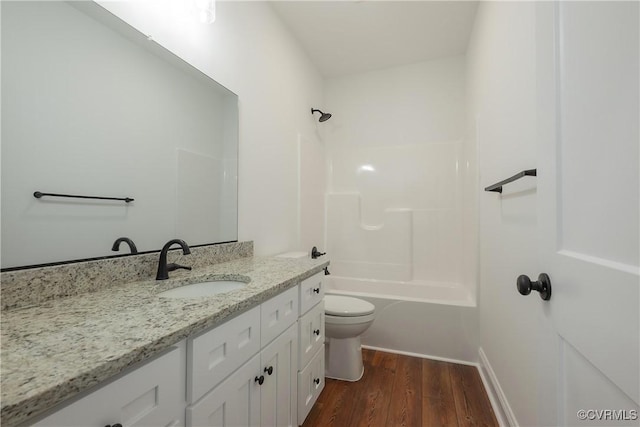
325,276,479,364
326,276,475,306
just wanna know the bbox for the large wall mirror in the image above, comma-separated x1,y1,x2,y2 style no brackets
1,1,239,269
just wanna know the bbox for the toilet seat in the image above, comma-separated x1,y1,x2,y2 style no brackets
325,312,375,325
325,295,375,317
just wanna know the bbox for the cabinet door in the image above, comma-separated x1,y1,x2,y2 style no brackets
260,323,298,427
299,272,324,315
297,347,325,426
35,344,186,427
298,302,324,370
186,354,261,427
188,306,261,403
261,286,298,347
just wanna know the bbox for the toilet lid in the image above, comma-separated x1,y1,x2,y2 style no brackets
325,295,375,317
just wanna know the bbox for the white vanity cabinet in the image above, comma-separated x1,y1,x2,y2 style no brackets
33,344,187,427
296,272,325,425
29,276,325,427
186,286,299,427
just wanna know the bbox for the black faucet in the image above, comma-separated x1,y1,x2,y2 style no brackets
111,237,138,254
156,239,192,280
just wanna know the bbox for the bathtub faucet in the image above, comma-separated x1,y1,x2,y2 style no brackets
311,246,326,259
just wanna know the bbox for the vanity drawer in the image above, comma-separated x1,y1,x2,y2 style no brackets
188,306,261,403
34,344,186,427
298,301,325,370
261,286,298,346
299,272,324,315
297,345,325,426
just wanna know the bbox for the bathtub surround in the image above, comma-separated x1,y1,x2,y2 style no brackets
0,248,328,426
324,56,472,290
0,241,252,311
322,55,478,363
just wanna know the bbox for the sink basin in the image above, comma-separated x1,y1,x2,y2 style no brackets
158,280,248,298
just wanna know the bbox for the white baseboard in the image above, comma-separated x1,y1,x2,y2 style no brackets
478,347,517,427
361,344,477,366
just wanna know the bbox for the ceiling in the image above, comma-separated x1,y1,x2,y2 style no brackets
270,1,479,78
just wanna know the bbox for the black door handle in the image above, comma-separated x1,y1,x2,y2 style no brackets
517,273,552,301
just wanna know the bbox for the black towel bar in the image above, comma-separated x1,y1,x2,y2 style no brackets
484,169,537,193
33,191,134,203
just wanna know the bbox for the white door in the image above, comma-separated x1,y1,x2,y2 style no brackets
537,1,639,423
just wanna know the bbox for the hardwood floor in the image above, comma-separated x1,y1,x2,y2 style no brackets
302,349,498,427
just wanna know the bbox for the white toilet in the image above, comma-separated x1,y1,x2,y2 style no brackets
324,294,375,381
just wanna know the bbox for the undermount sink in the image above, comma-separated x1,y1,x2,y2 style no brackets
158,279,249,298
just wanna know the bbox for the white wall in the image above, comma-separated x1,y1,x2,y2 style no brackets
325,56,465,149
467,3,550,424
324,56,475,291
469,2,638,425
93,0,325,257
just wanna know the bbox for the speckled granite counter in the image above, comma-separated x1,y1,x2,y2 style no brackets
1,255,329,426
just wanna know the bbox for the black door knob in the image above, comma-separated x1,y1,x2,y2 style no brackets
314,378,320,385
517,273,552,301
313,287,321,294
264,366,273,376
313,329,321,336
255,375,265,385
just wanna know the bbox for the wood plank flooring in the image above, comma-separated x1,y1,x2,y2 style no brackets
302,349,498,427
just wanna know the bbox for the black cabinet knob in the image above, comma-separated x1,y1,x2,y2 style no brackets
313,329,321,336
105,424,122,427
313,287,320,294
313,378,320,385
264,366,273,376
255,375,265,385
517,273,552,301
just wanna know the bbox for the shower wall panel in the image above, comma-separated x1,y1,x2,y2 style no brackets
326,143,463,285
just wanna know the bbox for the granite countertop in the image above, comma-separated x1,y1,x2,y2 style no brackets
1,255,328,427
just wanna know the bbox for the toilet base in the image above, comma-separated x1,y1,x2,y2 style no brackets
325,336,365,381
